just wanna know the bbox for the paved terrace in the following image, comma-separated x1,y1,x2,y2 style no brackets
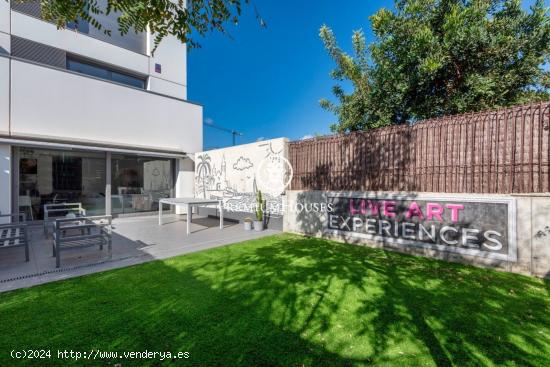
0,215,279,292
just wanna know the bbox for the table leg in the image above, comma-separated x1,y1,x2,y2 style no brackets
187,204,191,235
219,203,224,230
158,202,163,225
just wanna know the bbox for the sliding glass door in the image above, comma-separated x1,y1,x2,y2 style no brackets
111,155,174,215
15,147,175,219
17,147,106,220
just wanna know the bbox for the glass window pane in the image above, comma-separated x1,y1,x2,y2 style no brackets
66,58,146,89
67,59,110,80
111,71,145,89
111,155,173,214
18,148,106,220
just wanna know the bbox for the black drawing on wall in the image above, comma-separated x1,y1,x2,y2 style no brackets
260,141,283,158
194,142,285,214
233,157,254,171
196,154,213,198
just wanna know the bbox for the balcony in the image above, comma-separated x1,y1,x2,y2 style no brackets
10,0,147,55
8,58,202,153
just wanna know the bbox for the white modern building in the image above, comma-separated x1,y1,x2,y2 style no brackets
0,1,202,220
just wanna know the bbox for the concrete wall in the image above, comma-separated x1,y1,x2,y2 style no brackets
148,77,186,101
76,0,146,54
0,0,9,35
9,59,202,153
0,56,8,135
144,0,187,99
148,34,187,99
195,138,289,227
175,156,195,214
0,31,9,54
284,190,550,278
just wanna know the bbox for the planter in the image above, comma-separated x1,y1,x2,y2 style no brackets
244,221,252,231
253,220,264,231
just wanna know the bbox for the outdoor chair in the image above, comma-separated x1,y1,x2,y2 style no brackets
0,213,29,262
43,203,86,237
52,215,112,268
18,195,34,221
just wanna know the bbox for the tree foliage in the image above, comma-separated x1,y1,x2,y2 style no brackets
320,0,550,133
14,0,260,51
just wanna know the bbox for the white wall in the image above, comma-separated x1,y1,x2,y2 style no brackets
10,12,150,75
195,138,289,214
147,33,187,99
0,0,9,35
175,156,195,214
149,34,187,89
0,56,9,135
0,31,9,53
148,77,187,100
81,0,147,54
0,144,11,218
10,59,203,153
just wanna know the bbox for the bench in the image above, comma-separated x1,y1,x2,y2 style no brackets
53,215,112,268
44,203,86,237
0,213,29,262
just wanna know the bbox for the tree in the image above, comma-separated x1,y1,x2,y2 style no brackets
320,0,550,133
13,0,263,51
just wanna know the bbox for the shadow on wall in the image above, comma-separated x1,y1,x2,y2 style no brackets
293,128,415,236
294,191,420,245
290,128,522,271
293,190,519,274
2,235,548,366
293,127,418,241
297,127,415,192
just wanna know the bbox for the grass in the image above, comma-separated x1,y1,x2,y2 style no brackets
0,233,549,366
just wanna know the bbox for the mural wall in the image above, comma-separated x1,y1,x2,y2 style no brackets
194,138,289,215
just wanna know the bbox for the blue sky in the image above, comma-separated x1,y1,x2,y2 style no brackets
188,0,395,150
188,0,545,150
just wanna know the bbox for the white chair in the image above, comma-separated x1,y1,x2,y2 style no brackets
18,195,34,221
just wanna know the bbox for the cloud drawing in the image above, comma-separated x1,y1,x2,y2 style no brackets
233,157,254,171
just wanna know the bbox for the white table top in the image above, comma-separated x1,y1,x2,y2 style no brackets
159,198,222,205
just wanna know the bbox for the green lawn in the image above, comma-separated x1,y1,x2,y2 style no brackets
0,234,549,366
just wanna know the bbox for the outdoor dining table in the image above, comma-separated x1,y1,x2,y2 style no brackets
158,198,224,235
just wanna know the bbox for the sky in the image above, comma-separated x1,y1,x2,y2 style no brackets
188,0,545,150
188,0,395,150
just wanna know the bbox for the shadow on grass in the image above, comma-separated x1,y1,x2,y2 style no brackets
0,234,549,366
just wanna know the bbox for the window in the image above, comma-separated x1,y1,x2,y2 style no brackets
65,4,146,54
66,57,146,89
111,155,174,214
17,148,106,220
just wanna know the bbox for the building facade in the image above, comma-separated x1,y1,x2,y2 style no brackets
0,1,202,220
